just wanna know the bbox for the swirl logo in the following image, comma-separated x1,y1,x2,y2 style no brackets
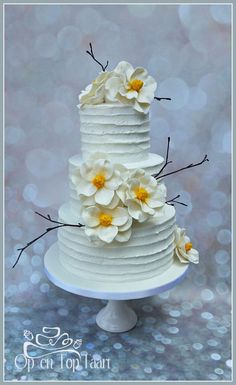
14,326,83,372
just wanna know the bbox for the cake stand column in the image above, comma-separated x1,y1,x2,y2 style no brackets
96,300,137,333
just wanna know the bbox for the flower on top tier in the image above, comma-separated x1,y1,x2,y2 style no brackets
105,61,157,113
79,71,112,107
70,154,124,207
174,227,199,264
117,169,166,223
82,205,132,243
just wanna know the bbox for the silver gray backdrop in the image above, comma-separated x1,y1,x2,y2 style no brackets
5,4,231,381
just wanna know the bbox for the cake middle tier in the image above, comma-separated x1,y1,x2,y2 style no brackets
57,203,176,283
69,153,164,214
79,104,151,162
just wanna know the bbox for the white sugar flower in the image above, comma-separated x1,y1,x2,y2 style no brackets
82,205,132,243
79,71,112,106
117,169,166,223
71,155,124,207
105,61,157,113
174,227,199,264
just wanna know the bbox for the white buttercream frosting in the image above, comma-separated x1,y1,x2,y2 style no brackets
79,104,151,162
58,203,176,282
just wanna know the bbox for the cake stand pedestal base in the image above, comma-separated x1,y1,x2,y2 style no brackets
44,243,189,333
96,300,137,333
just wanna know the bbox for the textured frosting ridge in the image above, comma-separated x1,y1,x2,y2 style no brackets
79,104,151,162
58,203,176,282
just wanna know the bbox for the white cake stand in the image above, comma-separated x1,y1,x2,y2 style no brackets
44,243,189,333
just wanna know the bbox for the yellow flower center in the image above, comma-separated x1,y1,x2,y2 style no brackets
185,242,192,252
128,79,144,92
92,174,105,189
135,187,149,202
99,213,113,227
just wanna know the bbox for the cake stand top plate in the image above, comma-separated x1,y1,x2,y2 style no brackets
44,243,190,301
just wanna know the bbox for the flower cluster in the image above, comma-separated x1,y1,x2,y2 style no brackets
71,154,166,244
79,61,157,114
174,226,199,264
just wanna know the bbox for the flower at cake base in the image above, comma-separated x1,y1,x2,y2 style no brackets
79,71,112,106
82,205,132,243
117,169,166,223
174,226,199,264
71,155,124,207
105,61,157,113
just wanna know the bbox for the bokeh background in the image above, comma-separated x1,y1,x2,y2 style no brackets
5,4,231,381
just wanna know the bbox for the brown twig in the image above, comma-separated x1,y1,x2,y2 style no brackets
12,212,84,268
154,154,209,180
86,42,109,72
166,194,188,207
153,136,172,178
154,96,172,101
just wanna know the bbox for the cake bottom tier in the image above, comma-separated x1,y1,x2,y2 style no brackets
58,203,176,283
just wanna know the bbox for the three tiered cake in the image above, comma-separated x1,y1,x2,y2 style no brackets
57,60,199,283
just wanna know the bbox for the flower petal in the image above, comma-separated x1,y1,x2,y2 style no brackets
95,187,114,205
105,172,122,190
188,248,199,264
106,193,121,209
141,202,155,215
175,248,189,263
131,67,148,81
112,207,129,226
119,216,133,232
81,206,100,227
98,225,118,243
114,61,134,80
79,180,97,196
115,228,132,242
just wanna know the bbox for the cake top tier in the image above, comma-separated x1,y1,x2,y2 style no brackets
78,61,157,114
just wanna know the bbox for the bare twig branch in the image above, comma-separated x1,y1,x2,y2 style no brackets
154,154,209,180
86,42,109,72
153,136,172,178
166,194,188,207
154,96,172,101
12,212,84,268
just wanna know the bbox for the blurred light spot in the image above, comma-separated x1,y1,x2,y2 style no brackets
215,250,230,265
57,26,81,51
211,353,221,361
206,211,223,227
144,367,152,374
226,359,232,368
158,78,189,110
30,271,41,285
217,229,231,245
201,312,213,320
25,149,57,178
23,184,38,202
210,191,228,209
201,289,214,301
35,33,58,58
169,310,181,317
58,308,69,316
193,343,203,350
114,343,122,350
210,5,231,24
34,5,63,25
5,126,25,145
186,87,207,111
10,225,22,240
207,339,218,347
216,282,229,295
31,255,42,267
40,283,50,293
